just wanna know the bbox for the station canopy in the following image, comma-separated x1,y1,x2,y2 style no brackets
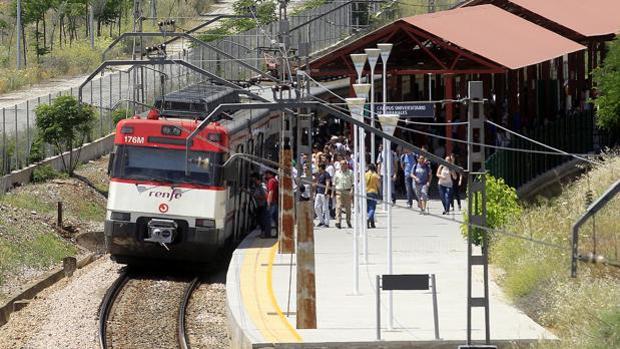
460,0,620,41
309,5,585,77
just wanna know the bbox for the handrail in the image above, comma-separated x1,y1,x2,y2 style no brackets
571,180,620,277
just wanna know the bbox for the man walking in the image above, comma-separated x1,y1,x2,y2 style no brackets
400,148,417,208
265,170,279,236
314,163,331,227
333,160,354,229
250,173,270,238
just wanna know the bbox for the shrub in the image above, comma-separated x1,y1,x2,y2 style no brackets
35,95,96,175
31,164,64,183
28,133,46,163
112,108,131,126
460,173,521,245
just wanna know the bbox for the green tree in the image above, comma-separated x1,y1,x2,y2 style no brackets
232,0,277,32
35,95,95,176
461,174,521,246
593,37,620,132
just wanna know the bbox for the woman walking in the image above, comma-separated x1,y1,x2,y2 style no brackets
365,163,381,228
436,155,455,215
412,155,432,214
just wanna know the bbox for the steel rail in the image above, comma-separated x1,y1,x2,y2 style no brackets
178,277,201,349
98,270,130,349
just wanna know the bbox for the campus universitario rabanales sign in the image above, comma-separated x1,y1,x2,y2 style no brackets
373,103,435,118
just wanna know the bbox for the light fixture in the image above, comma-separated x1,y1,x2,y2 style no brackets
377,43,393,62
350,54,368,83
377,114,399,137
352,83,371,100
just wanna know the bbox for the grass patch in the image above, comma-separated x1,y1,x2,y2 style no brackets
1,191,56,214
490,152,620,348
0,229,77,288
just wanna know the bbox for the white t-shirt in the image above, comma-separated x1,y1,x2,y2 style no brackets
438,166,453,187
326,164,335,178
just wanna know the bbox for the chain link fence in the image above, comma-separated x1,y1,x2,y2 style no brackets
0,1,396,176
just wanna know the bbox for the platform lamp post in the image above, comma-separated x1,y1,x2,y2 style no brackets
364,48,380,168
378,113,399,330
346,97,366,295
353,83,371,264
377,43,393,212
350,54,367,273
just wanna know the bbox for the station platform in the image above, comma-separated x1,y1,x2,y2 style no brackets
226,200,556,349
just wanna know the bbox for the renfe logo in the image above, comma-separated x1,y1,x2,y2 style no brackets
149,189,183,201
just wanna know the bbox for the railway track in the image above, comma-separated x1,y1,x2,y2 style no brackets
98,269,204,349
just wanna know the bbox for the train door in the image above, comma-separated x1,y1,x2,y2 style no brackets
243,139,254,234
233,144,244,241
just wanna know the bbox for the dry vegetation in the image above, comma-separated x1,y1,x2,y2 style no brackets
0,156,109,302
491,152,620,348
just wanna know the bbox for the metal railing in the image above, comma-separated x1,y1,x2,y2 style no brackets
0,1,397,176
189,1,395,81
0,51,199,175
486,111,596,189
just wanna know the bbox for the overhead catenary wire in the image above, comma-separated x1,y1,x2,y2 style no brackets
165,112,577,254
486,120,601,165
300,72,601,159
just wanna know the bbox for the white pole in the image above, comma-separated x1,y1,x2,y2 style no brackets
349,54,367,295
353,91,359,294
347,97,366,295
387,140,393,329
428,73,432,101
16,0,22,69
360,105,367,263
379,113,397,330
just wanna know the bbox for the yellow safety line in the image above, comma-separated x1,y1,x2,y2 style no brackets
239,238,301,343
266,242,302,342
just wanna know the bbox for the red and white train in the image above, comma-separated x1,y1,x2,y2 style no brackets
104,84,281,264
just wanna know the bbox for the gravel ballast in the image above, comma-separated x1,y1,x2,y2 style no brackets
0,257,122,349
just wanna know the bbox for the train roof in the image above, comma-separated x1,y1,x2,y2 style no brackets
155,81,240,119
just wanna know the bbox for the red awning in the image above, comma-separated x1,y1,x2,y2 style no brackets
460,0,620,39
402,5,585,70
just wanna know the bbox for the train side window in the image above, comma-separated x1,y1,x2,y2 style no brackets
231,144,244,197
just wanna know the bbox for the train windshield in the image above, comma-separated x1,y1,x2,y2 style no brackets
111,145,224,186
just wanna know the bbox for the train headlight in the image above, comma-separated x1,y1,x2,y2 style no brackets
110,211,130,221
196,219,216,228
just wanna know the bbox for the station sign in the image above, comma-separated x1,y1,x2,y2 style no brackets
374,103,434,118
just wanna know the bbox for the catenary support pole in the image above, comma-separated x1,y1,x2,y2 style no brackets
296,200,317,329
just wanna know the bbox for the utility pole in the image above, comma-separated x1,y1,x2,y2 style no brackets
132,0,145,115
16,0,22,69
462,81,494,348
278,0,295,254
288,0,316,328
89,4,95,49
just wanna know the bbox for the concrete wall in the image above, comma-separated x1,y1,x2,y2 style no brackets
0,133,114,193
517,158,584,201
